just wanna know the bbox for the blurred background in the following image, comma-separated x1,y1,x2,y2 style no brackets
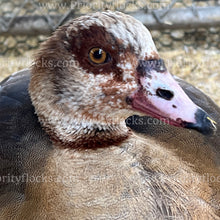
0,0,220,105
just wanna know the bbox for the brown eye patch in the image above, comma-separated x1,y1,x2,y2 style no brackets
70,25,129,81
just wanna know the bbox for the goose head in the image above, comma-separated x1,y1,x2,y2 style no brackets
29,11,216,148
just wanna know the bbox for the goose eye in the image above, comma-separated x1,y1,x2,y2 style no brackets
88,48,110,64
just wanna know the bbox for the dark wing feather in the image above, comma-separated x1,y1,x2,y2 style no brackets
0,69,52,207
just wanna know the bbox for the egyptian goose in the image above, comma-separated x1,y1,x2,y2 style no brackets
0,11,219,219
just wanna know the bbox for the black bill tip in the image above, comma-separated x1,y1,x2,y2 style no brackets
184,109,217,135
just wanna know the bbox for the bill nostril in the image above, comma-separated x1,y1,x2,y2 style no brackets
156,88,174,100
126,96,133,105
